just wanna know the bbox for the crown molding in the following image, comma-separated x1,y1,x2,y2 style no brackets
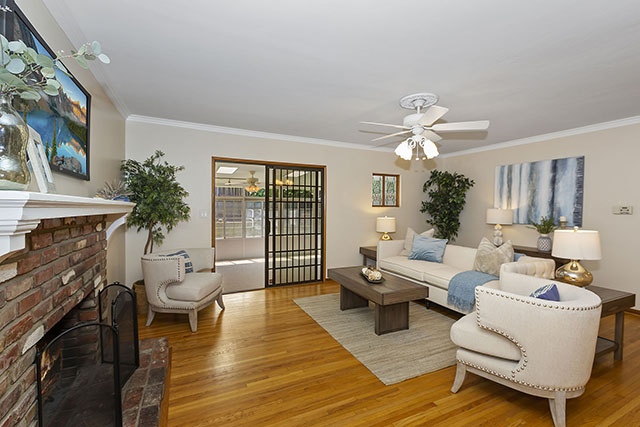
127,115,395,152
439,115,640,158
41,0,131,118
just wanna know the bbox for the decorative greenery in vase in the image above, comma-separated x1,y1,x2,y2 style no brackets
529,215,557,252
529,215,557,234
420,170,475,241
121,151,191,255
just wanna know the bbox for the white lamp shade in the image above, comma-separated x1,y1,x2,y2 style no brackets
376,216,396,233
486,208,513,225
552,229,602,260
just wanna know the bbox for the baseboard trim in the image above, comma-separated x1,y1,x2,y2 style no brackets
626,308,640,316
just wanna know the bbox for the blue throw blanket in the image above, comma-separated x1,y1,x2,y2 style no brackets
447,271,498,312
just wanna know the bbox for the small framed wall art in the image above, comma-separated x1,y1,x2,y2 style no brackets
27,126,56,193
372,173,399,207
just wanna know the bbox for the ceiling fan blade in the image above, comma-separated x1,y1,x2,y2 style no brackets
432,120,490,132
371,130,411,142
418,106,449,126
361,121,410,130
421,129,442,142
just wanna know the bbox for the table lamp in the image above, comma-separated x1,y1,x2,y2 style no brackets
376,216,396,240
552,228,602,287
486,208,513,246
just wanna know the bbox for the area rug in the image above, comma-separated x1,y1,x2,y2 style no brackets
293,293,458,385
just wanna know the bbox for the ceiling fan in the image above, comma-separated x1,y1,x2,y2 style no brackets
244,171,261,192
217,172,263,191
361,93,490,160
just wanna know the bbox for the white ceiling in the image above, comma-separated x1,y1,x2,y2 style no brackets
43,0,640,154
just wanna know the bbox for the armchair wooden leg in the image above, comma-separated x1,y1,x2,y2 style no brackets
549,391,567,427
216,293,225,310
146,306,155,326
451,362,467,393
188,309,198,332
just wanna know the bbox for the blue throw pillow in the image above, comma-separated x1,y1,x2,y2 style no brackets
529,284,560,301
514,252,525,261
161,250,194,273
408,235,448,263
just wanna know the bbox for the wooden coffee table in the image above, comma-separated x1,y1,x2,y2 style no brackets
328,266,428,335
586,285,636,361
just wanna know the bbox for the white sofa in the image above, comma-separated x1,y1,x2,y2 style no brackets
376,239,556,313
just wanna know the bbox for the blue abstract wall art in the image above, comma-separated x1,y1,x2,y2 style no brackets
494,156,584,226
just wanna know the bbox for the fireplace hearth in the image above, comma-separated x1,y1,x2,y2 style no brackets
35,282,139,427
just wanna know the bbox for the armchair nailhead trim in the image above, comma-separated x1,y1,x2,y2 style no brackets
143,256,198,310
457,358,586,392
474,287,601,381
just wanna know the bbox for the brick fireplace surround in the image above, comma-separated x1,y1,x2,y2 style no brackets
0,192,134,427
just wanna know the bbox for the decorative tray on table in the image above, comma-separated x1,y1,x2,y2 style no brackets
361,267,385,284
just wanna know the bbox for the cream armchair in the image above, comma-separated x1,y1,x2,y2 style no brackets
141,248,224,332
450,272,602,427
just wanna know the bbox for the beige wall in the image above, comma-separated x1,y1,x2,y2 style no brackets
442,122,640,307
124,119,439,283
16,0,127,283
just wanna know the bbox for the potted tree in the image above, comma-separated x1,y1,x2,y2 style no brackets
529,215,557,252
121,151,190,309
420,170,475,241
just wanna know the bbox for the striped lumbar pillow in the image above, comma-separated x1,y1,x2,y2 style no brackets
161,250,194,273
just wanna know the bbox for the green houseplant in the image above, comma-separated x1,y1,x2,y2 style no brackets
420,170,475,241
121,151,191,255
529,215,557,252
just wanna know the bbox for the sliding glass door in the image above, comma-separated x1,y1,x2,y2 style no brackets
265,165,325,286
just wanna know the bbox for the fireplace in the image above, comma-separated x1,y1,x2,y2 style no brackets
0,192,134,426
35,283,139,427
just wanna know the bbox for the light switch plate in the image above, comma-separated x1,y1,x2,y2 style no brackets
199,210,209,218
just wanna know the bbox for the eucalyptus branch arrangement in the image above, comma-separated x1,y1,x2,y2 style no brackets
0,31,109,101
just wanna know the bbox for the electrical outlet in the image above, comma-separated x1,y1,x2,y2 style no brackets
612,205,633,215
199,210,209,218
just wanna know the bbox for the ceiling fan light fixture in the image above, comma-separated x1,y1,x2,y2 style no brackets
423,139,439,159
394,140,413,161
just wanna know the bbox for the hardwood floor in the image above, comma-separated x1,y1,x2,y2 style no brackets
137,281,640,426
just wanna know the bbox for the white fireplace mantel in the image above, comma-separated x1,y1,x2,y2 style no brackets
0,191,134,260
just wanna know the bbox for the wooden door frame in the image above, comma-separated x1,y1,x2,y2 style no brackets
211,157,327,282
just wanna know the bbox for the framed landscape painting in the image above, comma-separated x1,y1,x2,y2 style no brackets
2,0,91,180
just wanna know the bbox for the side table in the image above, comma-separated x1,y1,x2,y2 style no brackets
587,286,635,361
359,246,377,266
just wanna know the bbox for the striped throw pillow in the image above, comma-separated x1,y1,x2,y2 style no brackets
161,250,194,273
529,284,560,301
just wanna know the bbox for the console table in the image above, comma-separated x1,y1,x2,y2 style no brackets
513,245,569,269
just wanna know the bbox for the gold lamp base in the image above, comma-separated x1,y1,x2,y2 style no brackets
555,260,593,287
380,232,392,241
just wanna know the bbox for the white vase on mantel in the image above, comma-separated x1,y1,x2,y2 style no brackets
537,234,552,252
